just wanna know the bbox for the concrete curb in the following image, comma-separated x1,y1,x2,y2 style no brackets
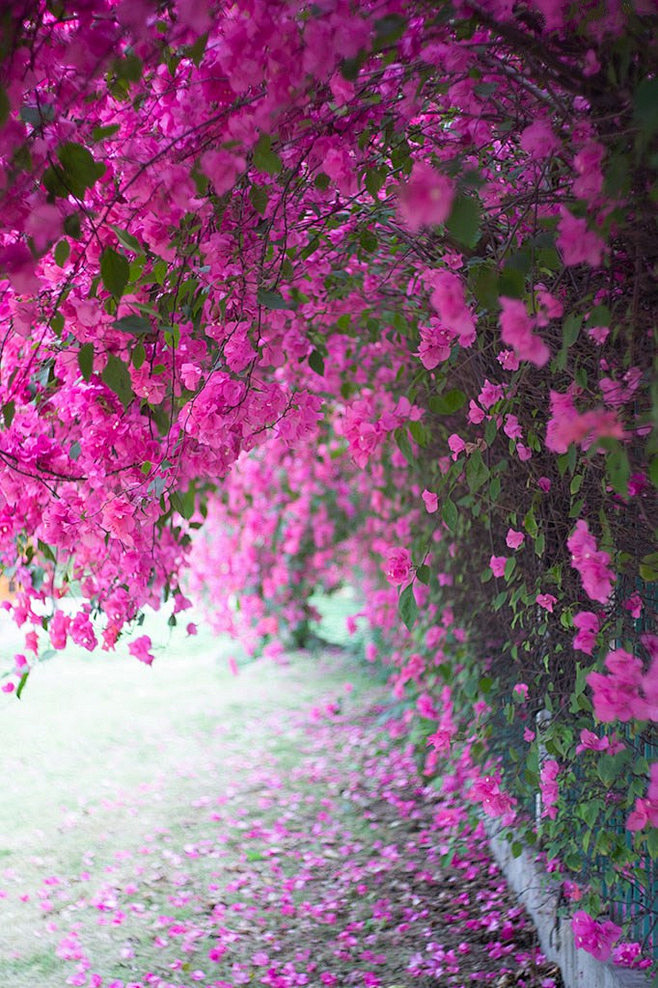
485,823,652,988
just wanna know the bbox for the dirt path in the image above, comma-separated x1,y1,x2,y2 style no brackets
0,642,561,988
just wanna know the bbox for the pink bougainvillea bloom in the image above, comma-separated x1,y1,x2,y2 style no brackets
422,489,438,513
513,683,529,699
623,593,642,619
397,162,455,232
499,297,550,367
365,642,377,662
416,319,454,368
572,911,622,961
426,728,452,753
536,593,557,612
469,773,516,820
572,610,600,654
1,682,14,693
519,118,560,159
489,555,507,578
538,476,552,491
567,520,615,603
576,729,609,753
557,209,605,267
448,433,466,459
587,648,647,722
498,348,520,370
128,635,154,666
384,546,412,587
588,325,610,345
186,622,198,635
540,759,560,818
427,270,476,345
201,149,246,195
506,529,525,549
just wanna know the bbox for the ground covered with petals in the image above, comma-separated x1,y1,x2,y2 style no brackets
0,634,561,988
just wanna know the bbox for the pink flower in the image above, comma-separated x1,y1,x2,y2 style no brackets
557,209,605,267
426,728,452,753
384,547,412,587
200,149,246,195
128,635,154,666
416,319,454,368
576,729,609,754
499,297,550,367
540,759,560,819
489,555,507,578
448,433,465,459
586,648,647,722
538,476,552,492
519,119,560,160
478,378,505,409
572,911,622,961
567,520,615,604
422,490,438,513
469,774,516,820
506,529,524,550
623,593,642,619
186,622,198,636
397,163,455,232
513,683,529,699
572,610,600,655
427,270,476,345
536,593,557,612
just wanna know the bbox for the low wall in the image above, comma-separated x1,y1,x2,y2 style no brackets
486,824,652,988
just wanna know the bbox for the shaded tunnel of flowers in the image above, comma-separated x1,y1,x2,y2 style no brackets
0,0,656,982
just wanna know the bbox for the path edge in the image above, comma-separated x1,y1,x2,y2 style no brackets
484,822,652,988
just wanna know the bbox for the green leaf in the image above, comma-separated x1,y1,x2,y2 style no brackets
114,314,152,335
44,142,105,198
308,350,325,376
101,354,133,407
1,399,15,429
110,225,142,254
469,261,498,310
91,123,120,142
249,184,269,215
78,343,94,381
442,497,458,531
428,389,466,414
132,343,146,369
416,564,430,585
359,228,378,252
53,239,70,267
634,78,658,139
466,449,489,493
639,552,658,583
499,264,525,299
374,13,406,43
16,671,29,700
394,426,415,465
446,194,481,248
253,133,282,175
562,314,582,348
408,421,429,447
100,247,130,297
257,288,297,311
365,167,386,197
63,212,82,239
398,583,418,631
0,86,10,126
